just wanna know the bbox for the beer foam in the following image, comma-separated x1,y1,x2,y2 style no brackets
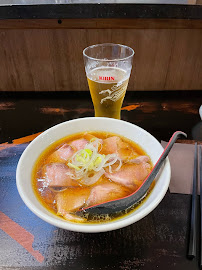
88,67,129,84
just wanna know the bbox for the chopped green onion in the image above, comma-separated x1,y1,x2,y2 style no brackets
85,149,93,156
67,139,122,183
67,163,80,171
94,156,102,166
88,162,94,171
76,156,86,163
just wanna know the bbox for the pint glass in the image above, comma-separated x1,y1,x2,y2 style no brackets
83,43,134,119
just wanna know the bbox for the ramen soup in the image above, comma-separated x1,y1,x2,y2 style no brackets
32,131,154,224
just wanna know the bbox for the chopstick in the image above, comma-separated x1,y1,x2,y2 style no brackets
188,143,198,259
200,146,202,268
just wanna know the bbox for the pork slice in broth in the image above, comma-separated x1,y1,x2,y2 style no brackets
83,133,100,142
60,212,86,222
105,162,151,190
128,155,150,164
69,138,88,151
101,136,120,155
56,187,91,219
86,182,130,207
43,163,79,187
56,144,74,160
46,144,74,163
101,136,134,159
39,187,55,204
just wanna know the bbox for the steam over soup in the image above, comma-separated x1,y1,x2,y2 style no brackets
32,131,154,223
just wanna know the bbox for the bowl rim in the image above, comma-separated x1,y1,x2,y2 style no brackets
16,117,171,233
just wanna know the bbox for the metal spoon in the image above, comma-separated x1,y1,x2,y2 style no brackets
77,131,187,215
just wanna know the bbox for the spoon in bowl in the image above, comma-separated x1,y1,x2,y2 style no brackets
77,131,187,215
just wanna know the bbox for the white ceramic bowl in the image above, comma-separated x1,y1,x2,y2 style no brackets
16,117,170,233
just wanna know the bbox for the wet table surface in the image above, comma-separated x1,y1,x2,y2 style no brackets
0,90,202,270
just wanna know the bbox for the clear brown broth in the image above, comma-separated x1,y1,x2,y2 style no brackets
32,131,154,224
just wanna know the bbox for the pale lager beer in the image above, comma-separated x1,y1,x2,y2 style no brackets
87,67,129,119
83,44,134,119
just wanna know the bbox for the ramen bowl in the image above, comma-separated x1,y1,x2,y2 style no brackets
16,117,170,233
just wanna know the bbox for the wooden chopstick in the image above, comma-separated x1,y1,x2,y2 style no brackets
187,143,198,259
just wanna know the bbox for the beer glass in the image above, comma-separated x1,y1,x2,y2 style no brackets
83,43,134,119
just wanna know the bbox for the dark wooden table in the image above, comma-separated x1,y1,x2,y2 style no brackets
0,90,202,270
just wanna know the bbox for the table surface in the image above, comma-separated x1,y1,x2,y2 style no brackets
0,90,202,270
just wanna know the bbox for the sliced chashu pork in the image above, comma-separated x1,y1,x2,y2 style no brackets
43,163,79,187
101,136,135,160
56,182,130,221
83,133,99,142
69,138,88,151
128,155,150,164
105,162,151,190
56,187,90,213
46,138,88,164
86,182,130,207
46,144,74,163
101,136,120,155
56,187,90,222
